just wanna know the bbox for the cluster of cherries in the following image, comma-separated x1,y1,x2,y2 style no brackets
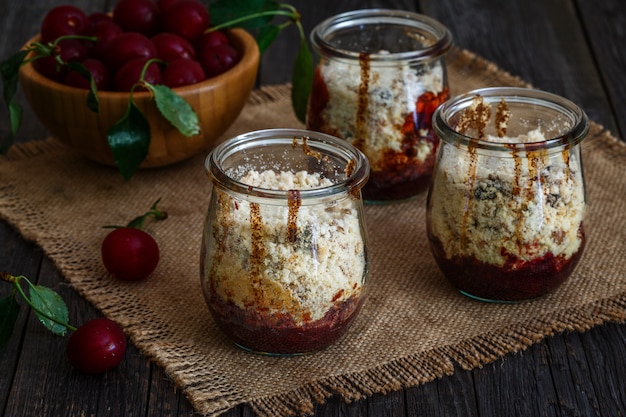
36,0,239,91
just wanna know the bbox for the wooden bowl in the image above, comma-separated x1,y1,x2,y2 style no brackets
18,28,260,168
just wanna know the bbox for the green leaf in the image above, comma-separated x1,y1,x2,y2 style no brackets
0,294,20,350
291,37,314,124
107,100,151,180
148,84,199,137
66,61,100,113
256,24,281,54
1,50,29,106
210,0,280,29
1,50,29,153
27,284,70,336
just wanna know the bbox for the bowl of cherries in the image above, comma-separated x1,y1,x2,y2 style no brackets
16,0,260,178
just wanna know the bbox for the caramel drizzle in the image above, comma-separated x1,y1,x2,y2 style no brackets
562,147,571,183
247,200,307,320
495,98,511,137
293,136,322,161
456,95,491,139
344,159,355,178
249,202,265,283
354,53,370,151
287,190,301,243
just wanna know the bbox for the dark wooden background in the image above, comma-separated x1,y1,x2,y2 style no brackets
1,0,625,416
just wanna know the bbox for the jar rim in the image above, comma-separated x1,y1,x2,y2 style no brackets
310,9,453,64
433,87,590,152
205,128,370,203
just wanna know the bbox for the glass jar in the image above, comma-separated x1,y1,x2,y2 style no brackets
427,87,589,302
200,128,370,355
306,9,453,203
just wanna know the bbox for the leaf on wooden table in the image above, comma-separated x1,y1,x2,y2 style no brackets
27,284,70,336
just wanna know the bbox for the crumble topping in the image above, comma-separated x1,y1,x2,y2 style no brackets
205,170,367,324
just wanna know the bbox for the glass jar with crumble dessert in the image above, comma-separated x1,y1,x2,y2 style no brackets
306,9,453,203
201,128,370,355
427,87,589,302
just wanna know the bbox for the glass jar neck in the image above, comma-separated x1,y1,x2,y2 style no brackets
433,87,589,155
310,9,453,65
206,129,370,205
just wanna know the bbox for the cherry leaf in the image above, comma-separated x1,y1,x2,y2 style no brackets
1,50,28,104
148,84,199,137
0,294,20,351
291,37,314,124
26,284,70,336
107,100,151,180
256,24,281,54
0,49,29,153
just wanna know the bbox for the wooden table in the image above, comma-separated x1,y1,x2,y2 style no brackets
2,0,625,415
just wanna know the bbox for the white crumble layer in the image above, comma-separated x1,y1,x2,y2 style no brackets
429,129,586,266
206,170,366,324
318,57,445,170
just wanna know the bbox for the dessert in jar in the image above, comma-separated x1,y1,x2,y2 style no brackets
200,128,370,355
427,87,590,302
306,9,453,202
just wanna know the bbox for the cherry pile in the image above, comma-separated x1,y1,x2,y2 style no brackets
36,0,240,91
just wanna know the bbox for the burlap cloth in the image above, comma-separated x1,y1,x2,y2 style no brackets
1,47,626,417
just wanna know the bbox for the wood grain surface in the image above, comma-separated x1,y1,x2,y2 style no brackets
1,0,625,416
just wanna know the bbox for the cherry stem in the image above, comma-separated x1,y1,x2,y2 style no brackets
104,198,168,230
207,9,297,33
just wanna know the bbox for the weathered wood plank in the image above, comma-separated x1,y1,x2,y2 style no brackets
472,344,560,417
575,0,626,139
544,332,604,416
0,222,45,415
405,370,479,416
1,0,626,416
3,258,153,417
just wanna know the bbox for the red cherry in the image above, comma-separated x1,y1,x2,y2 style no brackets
101,227,161,277
57,38,89,62
40,5,88,43
113,0,160,36
87,12,113,25
198,43,239,78
156,0,184,12
151,32,195,62
114,58,163,92
196,30,229,51
85,20,123,59
66,318,127,374
162,58,205,87
160,0,210,42
64,58,111,90
103,32,157,70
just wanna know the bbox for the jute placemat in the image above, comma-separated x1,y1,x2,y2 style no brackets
2,47,626,417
